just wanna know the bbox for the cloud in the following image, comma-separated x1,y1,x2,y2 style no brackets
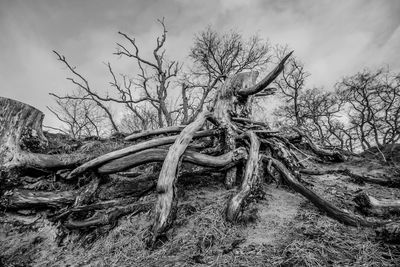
1,0,400,128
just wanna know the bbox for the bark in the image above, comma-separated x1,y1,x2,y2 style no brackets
0,97,86,171
151,111,210,242
213,72,257,188
237,51,293,96
226,131,260,222
1,189,77,209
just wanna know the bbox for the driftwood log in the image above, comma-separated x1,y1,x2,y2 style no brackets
1,51,400,245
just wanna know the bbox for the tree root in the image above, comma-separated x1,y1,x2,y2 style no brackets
64,202,152,229
226,131,260,222
67,129,217,179
265,156,378,227
354,192,400,217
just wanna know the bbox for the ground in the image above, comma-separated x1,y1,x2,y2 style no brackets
1,158,400,266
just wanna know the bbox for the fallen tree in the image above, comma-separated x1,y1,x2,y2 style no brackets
2,51,400,246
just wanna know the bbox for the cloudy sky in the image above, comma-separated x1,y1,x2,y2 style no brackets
1,0,400,127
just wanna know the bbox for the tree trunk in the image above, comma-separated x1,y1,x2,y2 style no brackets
0,97,85,175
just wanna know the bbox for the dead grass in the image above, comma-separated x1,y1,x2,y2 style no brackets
2,165,400,266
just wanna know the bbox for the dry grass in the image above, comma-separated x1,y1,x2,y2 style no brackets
2,171,400,266
270,202,400,266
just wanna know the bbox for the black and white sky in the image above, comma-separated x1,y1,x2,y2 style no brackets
1,0,400,127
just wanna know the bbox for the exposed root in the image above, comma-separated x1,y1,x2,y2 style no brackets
226,131,260,222
64,202,152,229
67,129,217,179
265,156,378,227
151,111,211,243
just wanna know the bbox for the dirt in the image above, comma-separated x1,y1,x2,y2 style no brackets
243,186,304,247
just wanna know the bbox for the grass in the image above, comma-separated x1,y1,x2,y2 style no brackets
2,171,400,266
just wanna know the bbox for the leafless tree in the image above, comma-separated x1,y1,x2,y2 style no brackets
51,19,181,134
274,45,309,126
115,18,181,128
337,68,400,151
47,91,108,138
51,52,120,133
181,27,272,123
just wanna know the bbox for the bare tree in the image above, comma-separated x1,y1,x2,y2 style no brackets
181,27,272,123
119,105,158,133
51,52,120,133
274,45,309,126
115,18,181,128
337,68,400,150
48,90,109,138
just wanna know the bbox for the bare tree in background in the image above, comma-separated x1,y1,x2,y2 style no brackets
337,68,400,150
181,27,272,123
50,19,181,135
47,91,108,138
274,45,309,127
119,105,158,133
115,18,181,128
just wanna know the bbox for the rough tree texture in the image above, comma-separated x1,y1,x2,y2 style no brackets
151,111,210,242
0,97,86,175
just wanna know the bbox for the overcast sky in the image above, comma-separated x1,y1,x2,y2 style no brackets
1,0,400,127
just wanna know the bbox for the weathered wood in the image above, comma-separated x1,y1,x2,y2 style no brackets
354,192,400,216
68,129,217,179
213,72,257,188
64,202,152,229
226,131,260,222
124,126,186,141
1,189,77,209
237,51,293,96
2,175,155,210
151,111,210,242
0,97,86,171
97,148,247,174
